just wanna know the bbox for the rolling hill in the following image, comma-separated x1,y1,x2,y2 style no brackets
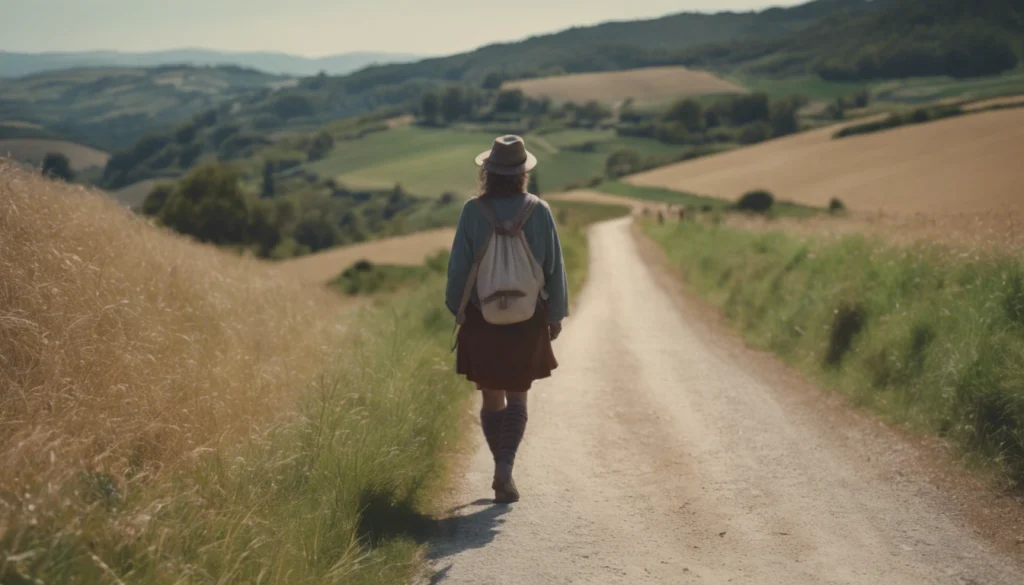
0,139,110,170
625,107,1024,214
0,65,291,150
503,66,747,104
0,49,425,78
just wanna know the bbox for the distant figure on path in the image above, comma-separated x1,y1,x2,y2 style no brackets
446,135,569,504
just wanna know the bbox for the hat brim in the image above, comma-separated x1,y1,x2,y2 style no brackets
474,149,538,175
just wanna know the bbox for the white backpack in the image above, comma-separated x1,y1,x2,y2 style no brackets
456,194,545,326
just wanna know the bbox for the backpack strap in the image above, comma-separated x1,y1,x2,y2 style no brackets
452,194,540,334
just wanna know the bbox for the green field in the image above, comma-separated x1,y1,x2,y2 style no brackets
305,126,688,198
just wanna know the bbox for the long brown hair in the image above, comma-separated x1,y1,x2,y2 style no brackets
478,169,528,199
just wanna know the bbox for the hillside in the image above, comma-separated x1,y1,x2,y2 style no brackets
503,66,747,104
0,49,424,78
0,65,291,150
682,0,1024,79
626,107,1024,214
0,164,470,583
0,138,109,170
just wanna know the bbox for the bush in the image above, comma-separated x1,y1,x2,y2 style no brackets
829,198,847,213
736,190,774,213
41,152,73,181
738,122,771,145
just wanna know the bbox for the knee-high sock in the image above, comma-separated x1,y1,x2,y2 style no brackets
480,408,504,461
496,400,528,469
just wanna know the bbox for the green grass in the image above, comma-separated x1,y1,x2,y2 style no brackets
305,126,688,198
4,277,470,585
330,252,449,296
644,221,1024,490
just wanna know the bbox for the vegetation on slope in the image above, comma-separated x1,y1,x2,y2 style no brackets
138,162,462,259
644,219,1024,489
0,65,290,151
0,165,468,584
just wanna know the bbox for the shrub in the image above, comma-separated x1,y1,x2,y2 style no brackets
829,198,847,213
825,302,866,367
736,190,774,213
738,122,771,145
41,152,73,181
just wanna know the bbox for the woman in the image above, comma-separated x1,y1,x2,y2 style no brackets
445,135,568,504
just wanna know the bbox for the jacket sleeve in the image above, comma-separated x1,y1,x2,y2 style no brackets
542,206,569,324
445,201,474,316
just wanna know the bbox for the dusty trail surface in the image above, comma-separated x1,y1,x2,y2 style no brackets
427,217,1024,584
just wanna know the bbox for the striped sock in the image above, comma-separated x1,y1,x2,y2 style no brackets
496,400,528,471
480,408,504,462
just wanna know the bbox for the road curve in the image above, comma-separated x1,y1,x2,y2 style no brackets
426,217,1024,585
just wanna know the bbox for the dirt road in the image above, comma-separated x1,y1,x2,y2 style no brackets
427,217,1024,584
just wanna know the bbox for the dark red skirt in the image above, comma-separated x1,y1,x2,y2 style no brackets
456,302,558,392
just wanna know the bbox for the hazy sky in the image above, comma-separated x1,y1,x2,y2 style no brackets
2,0,809,57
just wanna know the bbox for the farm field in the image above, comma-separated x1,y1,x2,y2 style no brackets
502,66,747,104
0,138,110,170
305,125,687,197
626,107,1024,214
274,227,456,287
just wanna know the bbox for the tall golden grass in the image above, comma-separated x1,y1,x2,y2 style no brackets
1,163,338,495
1,164,471,583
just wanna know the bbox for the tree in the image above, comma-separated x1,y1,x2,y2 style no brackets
528,171,540,195
441,86,467,124
769,98,801,137
261,161,276,199
41,152,73,181
494,89,526,113
141,183,173,216
308,131,335,161
159,164,249,245
577,101,610,126
482,71,505,90
665,98,704,133
605,150,642,179
421,91,441,123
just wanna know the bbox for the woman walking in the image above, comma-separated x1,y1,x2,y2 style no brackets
446,135,568,504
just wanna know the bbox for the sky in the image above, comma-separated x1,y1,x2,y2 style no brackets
2,0,808,57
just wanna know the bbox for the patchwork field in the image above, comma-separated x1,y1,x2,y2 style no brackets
305,125,686,197
0,139,110,170
627,107,1024,214
502,66,747,104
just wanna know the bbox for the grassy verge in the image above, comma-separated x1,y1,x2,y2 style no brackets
644,220,1024,490
1,167,469,584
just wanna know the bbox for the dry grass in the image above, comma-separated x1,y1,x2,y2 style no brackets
0,164,347,564
0,163,473,583
275,227,456,287
0,139,111,170
502,66,747,104
627,108,1024,215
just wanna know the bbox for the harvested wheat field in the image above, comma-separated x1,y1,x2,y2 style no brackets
502,66,747,104
628,108,1024,215
274,227,456,286
0,139,110,170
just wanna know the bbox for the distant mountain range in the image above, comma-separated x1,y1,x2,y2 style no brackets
0,49,426,79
